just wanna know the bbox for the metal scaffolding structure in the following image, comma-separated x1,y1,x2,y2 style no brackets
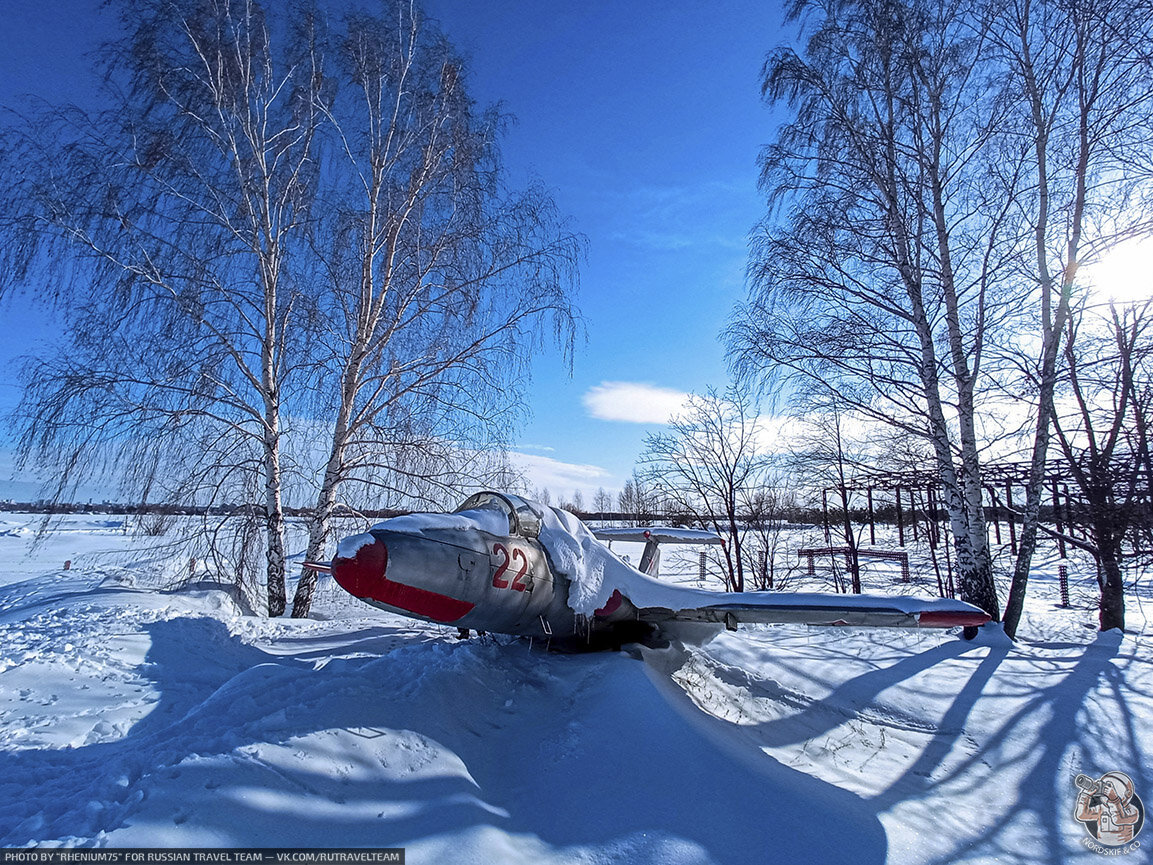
816,459,1153,604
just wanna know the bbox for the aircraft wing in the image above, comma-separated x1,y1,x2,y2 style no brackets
595,583,990,629
541,508,989,631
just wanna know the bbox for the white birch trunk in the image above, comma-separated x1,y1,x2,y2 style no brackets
1004,6,1083,637
291,371,357,618
263,423,287,618
261,283,287,617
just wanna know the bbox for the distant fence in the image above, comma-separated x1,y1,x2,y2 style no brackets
797,546,911,582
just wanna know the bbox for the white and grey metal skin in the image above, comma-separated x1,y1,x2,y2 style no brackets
304,491,990,649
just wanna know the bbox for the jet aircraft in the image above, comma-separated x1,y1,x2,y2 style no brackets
304,491,990,649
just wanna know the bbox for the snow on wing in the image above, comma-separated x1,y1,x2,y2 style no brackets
632,590,991,629
534,502,988,629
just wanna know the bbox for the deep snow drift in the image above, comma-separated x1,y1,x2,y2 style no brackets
0,512,1150,863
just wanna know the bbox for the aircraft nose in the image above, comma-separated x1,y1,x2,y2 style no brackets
328,528,477,623
331,533,387,599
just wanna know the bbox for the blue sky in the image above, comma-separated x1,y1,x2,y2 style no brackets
0,0,788,503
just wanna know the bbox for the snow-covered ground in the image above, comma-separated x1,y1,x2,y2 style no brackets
0,513,1149,863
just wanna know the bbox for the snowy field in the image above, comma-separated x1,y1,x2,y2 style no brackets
0,512,1150,863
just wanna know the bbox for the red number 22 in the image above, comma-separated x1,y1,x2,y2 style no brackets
491,543,510,588
492,544,529,592
510,548,529,592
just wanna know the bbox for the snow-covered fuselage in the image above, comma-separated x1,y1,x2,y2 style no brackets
318,491,991,649
333,520,583,640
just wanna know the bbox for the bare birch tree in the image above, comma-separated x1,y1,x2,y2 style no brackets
639,387,771,592
288,4,580,616
0,0,580,618
743,484,795,590
732,0,1153,631
616,470,661,527
993,0,1153,637
787,405,873,593
1049,299,1153,631
729,0,1010,619
2,0,324,615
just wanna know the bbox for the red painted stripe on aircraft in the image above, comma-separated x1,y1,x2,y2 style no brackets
917,609,991,628
333,538,475,623
371,579,475,623
594,588,625,618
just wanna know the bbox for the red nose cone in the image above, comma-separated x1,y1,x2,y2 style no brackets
332,537,387,599
330,533,476,624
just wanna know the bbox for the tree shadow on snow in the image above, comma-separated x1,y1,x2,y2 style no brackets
0,615,888,865
656,630,1147,864
689,636,991,750
894,633,1147,865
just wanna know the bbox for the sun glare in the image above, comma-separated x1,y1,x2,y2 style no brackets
1082,237,1153,306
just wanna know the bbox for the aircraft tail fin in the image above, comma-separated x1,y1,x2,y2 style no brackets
592,527,725,577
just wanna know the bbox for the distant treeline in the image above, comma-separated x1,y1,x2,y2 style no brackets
0,498,1081,528
0,501,406,520
0,499,819,526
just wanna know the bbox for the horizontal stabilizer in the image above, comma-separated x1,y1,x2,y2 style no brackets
626,591,990,630
593,527,725,545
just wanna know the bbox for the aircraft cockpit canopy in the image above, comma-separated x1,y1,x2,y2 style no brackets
455,491,543,539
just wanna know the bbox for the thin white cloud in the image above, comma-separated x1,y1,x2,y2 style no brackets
515,443,557,454
508,451,617,502
600,180,752,252
582,381,691,424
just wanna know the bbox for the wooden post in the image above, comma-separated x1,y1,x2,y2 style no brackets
942,530,955,598
929,536,945,597
988,487,1002,545
1052,483,1067,558
1006,482,1017,555
1063,485,1074,541
896,487,905,547
925,488,938,549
